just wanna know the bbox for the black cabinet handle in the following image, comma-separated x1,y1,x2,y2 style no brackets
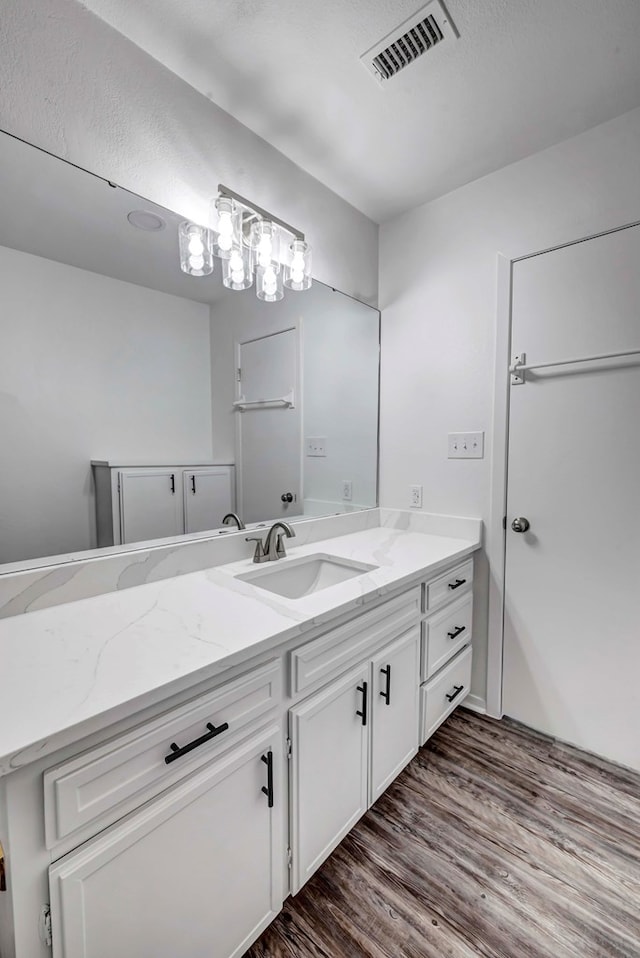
191,475,196,494
261,751,274,808
448,578,466,591
380,665,391,705
356,682,368,726
447,625,466,640
446,685,464,703
170,474,176,495
164,721,229,764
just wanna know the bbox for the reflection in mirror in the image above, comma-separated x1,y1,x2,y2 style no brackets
0,131,380,570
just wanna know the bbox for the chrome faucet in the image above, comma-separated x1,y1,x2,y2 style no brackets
246,521,295,563
222,512,245,530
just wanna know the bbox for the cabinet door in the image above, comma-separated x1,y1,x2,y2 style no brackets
183,466,235,534
370,628,420,804
49,727,283,958
289,663,369,894
118,468,183,544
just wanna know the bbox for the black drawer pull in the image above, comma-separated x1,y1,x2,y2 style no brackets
164,721,229,764
170,473,176,495
380,665,391,705
448,578,466,591
261,751,274,808
446,685,464,703
356,682,368,726
447,625,466,640
191,475,197,494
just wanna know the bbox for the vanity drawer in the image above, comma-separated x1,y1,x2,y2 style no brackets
423,558,473,612
44,659,281,851
290,587,421,695
419,645,472,745
421,594,473,681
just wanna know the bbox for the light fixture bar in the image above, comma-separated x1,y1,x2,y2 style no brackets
217,183,305,241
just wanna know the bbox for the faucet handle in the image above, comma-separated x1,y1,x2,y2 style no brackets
245,536,266,562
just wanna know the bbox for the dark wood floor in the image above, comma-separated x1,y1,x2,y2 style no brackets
246,709,640,958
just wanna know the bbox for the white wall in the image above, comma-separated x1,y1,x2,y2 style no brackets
210,283,379,513
0,0,378,306
0,245,212,564
379,106,640,709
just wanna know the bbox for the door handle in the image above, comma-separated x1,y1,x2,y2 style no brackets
356,682,368,726
511,517,530,533
170,474,176,495
379,665,391,705
281,492,294,503
261,751,274,808
191,475,196,494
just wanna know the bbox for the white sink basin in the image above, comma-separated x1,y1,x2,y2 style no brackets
237,553,378,599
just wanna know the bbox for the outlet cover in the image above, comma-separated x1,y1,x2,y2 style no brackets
305,437,326,457
448,432,484,459
342,480,353,500
410,485,423,508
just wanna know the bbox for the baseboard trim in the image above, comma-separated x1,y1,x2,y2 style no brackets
462,694,487,715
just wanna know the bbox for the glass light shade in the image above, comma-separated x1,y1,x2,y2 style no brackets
284,239,312,291
256,263,284,302
248,219,281,271
222,245,253,291
178,221,214,276
211,196,241,259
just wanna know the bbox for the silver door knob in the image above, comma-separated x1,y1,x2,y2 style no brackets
281,492,294,503
511,517,530,533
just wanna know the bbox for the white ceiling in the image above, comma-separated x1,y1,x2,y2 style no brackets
78,0,640,223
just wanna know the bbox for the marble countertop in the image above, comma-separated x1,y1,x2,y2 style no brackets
0,523,480,776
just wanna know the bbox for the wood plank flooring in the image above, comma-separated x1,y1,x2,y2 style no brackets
245,710,640,958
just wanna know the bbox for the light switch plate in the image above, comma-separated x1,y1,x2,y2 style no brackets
342,480,353,500
410,485,423,508
305,437,326,457
448,432,484,459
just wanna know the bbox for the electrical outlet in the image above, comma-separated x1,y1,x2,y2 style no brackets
342,480,353,500
305,437,326,457
410,485,422,508
448,432,484,459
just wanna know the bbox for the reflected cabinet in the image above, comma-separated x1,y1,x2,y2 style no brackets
92,462,235,547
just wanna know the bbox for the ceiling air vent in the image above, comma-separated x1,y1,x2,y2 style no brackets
360,0,458,82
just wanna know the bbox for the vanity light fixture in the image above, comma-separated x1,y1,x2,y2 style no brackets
179,185,313,299
178,220,214,276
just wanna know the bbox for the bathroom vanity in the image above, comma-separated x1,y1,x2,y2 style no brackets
0,516,479,958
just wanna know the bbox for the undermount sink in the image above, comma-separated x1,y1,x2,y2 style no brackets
237,553,378,599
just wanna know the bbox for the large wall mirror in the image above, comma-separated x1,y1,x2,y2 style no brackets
0,131,380,570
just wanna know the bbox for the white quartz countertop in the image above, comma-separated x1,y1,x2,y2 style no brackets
0,525,480,776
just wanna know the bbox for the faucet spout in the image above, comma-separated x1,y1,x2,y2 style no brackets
264,521,295,561
222,512,245,530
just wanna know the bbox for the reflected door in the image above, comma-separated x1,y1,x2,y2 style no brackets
503,223,640,771
236,327,302,523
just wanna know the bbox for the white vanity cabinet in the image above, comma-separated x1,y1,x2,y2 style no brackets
92,461,235,546
288,591,421,893
43,660,284,958
419,558,474,744
48,728,283,958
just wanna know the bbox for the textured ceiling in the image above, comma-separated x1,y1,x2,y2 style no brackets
78,0,640,223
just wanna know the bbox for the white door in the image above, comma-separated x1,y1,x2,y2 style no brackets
118,468,183,544
370,629,420,803
49,728,283,958
503,223,640,771
183,466,235,534
236,327,302,523
289,663,369,894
